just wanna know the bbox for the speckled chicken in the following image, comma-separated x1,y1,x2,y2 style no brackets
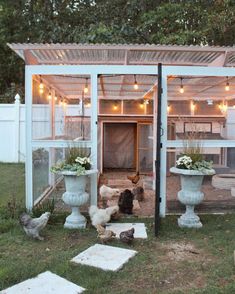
19,212,51,240
127,171,140,185
96,225,116,243
119,227,135,244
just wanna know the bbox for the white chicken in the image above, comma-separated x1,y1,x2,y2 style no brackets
99,185,120,208
19,212,51,240
89,205,119,227
100,185,120,200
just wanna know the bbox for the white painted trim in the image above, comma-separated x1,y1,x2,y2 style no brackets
25,65,159,75
166,140,235,148
164,65,235,76
31,140,92,148
90,74,98,205
160,74,168,217
14,94,20,162
25,67,33,210
98,114,153,117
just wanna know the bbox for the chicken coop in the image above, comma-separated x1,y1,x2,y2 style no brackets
8,43,235,216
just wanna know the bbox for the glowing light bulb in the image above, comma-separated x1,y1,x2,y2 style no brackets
225,77,230,91
113,104,118,110
84,78,89,93
48,93,52,100
84,86,88,94
54,96,57,101
39,82,44,90
179,77,184,94
134,82,139,90
140,103,144,109
134,75,138,90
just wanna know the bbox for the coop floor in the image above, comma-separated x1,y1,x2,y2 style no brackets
49,171,235,216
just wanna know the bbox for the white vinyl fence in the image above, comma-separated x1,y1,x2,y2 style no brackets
0,94,84,162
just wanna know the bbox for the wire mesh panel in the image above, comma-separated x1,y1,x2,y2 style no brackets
138,123,153,173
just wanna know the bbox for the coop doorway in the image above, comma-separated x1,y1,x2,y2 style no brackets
103,122,137,171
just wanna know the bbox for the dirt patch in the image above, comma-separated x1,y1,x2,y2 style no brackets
164,242,201,261
116,240,212,293
152,241,213,292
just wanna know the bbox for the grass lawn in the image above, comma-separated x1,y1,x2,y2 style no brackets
0,163,235,293
0,163,25,206
0,214,235,293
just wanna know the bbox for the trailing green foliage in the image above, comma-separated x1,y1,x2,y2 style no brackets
51,147,92,175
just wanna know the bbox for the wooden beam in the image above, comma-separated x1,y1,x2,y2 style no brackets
99,75,106,98
119,50,129,96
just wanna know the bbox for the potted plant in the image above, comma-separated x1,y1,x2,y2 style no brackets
170,140,215,228
51,147,97,229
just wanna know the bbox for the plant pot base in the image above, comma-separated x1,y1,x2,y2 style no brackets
64,216,87,229
64,207,87,229
178,211,202,229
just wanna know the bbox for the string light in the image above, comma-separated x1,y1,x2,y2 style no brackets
39,75,44,94
144,99,149,105
48,91,52,100
54,95,58,101
179,77,184,94
84,78,89,94
225,76,230,91
134,75,139,90
113,102,118,110
85,99,91,108
139,101,144,109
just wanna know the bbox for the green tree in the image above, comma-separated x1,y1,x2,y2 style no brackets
0,0,235,102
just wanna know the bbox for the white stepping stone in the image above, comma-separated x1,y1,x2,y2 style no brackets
71,244,137,272
1,271,85,294
106,223,147,239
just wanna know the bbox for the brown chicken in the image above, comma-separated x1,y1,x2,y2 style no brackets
119,227,135,244
96,225,116,244
127,171,140,184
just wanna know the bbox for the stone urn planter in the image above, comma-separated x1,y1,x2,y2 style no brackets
61,170,97,229
170,167,215,228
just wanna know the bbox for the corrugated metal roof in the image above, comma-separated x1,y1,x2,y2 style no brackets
8,43,235,101
7,43,235,66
